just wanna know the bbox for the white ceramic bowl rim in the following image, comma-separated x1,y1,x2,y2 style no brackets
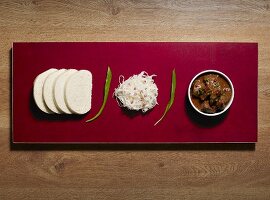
188,69,234,117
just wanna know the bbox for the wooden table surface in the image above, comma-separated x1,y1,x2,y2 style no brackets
1,1,270,199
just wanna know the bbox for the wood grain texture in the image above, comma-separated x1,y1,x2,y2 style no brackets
1,0,270,199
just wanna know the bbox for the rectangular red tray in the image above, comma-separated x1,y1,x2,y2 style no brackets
12,42,258,143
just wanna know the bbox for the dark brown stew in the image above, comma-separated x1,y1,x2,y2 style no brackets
190,73,232,114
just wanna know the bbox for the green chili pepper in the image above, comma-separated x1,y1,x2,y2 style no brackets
154,69,176,126
86,66,112,122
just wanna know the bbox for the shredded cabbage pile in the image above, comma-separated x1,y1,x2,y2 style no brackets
114,71,158,112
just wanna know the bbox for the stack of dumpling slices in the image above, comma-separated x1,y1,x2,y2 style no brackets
33,68,92,114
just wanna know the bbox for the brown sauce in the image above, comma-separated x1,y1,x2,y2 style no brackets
190,73,232,114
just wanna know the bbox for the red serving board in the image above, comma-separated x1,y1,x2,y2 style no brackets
12,42,258,143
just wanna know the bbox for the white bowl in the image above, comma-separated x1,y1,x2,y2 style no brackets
188,70,234,117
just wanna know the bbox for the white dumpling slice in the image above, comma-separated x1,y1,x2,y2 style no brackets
65,70,92,114
33,68,58,114
54,69,78,114
43,69,67,114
